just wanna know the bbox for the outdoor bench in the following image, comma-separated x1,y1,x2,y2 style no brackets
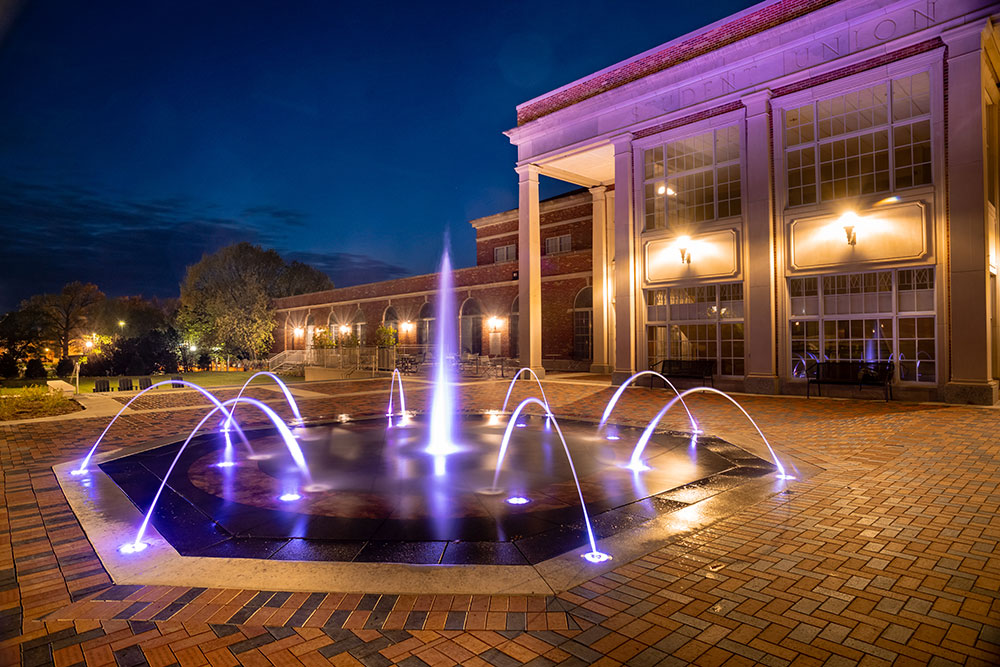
650,359,715,387
807,360,894,401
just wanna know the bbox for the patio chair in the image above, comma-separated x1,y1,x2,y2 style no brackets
93,379,110,393
171,375,183,388
138,377,152,390
118,378,133,392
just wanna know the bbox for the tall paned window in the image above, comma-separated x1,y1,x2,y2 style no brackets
573,287,593,361
784,71,931,206
643,125,741,231
788,268,936,382
645,282,744,376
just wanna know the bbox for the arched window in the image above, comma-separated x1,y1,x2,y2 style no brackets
351,307,367,343
417,302,434,346
510,296,519,360
573,287,593,361
383,306,399,344
460,298,483,355
305,312,316,349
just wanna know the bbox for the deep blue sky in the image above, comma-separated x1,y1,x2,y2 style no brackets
0,0,754,312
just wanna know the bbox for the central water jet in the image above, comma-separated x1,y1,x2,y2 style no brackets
426,243,459,458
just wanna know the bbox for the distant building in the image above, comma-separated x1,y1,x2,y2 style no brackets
271,189,598,372
276,0,1000,404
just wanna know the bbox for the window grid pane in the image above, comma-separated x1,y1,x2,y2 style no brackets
892,71,931,122
818,129,890,201
893,119,932,189
788,268,935,383
785,72,932,206
816,84,888,140
670,324,717,362
643,125,741,230
646,281,744,377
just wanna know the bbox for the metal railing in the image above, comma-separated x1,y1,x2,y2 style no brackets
305,347,397,376
267,349,306,372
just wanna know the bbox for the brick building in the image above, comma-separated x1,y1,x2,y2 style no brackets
278,0,1000,403
271,189,602,371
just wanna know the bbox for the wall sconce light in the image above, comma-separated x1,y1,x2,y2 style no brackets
293,327,305,337
339,325,351,335
487,316,503,332
840,211,860,246
85,341,94,349
676,235,692,264
656,185,677,196
400,321,414,333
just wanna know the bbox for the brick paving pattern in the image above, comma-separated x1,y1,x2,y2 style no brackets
1,376,998,665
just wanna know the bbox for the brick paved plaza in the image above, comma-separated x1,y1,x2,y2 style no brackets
1,376,998,666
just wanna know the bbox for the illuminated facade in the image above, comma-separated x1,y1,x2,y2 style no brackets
507,0,1000,403
272,190,597,371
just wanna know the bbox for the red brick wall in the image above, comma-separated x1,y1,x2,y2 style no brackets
475,200,593,266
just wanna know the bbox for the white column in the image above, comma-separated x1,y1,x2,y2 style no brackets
742,90,780,394
943,23,997,404
590,185,612,373
611,135,637,385
517,164,545,377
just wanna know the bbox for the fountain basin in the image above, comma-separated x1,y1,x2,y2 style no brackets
99,413,776,566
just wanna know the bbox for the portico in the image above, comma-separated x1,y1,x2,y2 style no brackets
506,0,1000,403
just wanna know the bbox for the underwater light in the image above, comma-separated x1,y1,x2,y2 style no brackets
583,551,612,563
278,493,302,502
606,434,620,441
214,461,236,468
505,496,530,505
119,541,148,554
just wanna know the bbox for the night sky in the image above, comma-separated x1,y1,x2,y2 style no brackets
0,0,754,312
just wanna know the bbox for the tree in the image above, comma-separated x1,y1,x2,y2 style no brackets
25,282,104,357
93,296,172,337
176,243,332,360
0,308,45,361
81,328,180,376
276,261,334,296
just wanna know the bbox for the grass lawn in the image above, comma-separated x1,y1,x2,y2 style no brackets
1,371,305,395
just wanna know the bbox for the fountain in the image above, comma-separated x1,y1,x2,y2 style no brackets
427,244,458,457
71,244,792,572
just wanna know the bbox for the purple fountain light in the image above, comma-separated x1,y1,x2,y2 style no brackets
427,244,458,458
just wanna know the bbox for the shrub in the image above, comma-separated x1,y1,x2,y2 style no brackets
55,357,75,378
375,325,397,348
312,329,336,349
197,352,212,370
0,354,18,379
24,358,47,379
0,385,78,421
